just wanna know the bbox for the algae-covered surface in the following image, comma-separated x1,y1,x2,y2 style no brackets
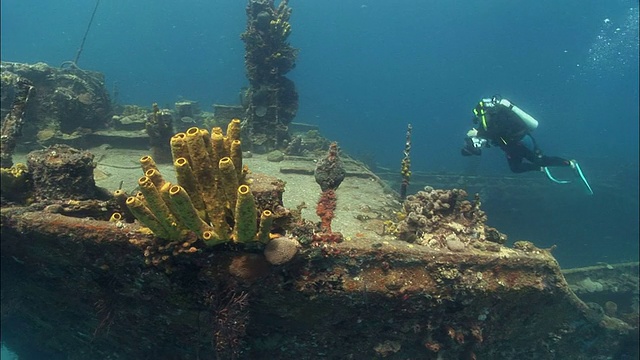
2,148,639,360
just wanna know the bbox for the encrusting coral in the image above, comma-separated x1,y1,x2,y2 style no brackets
399,123,412,200
0,163,31,202
1,76,35,168
240,0,299,151
264,235,301,265
393,186,507,251
145,103,173,163
313,142,345,242
125,119,273,246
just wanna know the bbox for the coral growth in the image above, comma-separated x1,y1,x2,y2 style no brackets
283,130,331,157
2,62,113,162
27,144,101,201
204,285,250,360
315,189,337,233
0,163,31,203
399,123,412,200
145,103,173,163
241,0,299,151
1,76,34,168
314,142,345,192
125,120,274,246
313,142,345,242
395,186,506,249
263,236,301,265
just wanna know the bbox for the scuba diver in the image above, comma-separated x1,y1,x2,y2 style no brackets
461,95,593,194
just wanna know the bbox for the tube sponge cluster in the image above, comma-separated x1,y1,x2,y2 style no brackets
125,119,272,246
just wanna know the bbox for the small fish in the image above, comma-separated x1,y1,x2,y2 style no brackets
180,116,196,124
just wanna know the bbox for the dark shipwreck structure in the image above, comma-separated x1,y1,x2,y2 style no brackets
240,0,299,152
1,134,638,358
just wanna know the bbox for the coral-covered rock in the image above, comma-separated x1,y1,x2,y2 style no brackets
1,61,112,143
396,186,506,250
316,189,337,233
26,144,100,201
229,253,271,283
264,236,300,265
314,142,345,192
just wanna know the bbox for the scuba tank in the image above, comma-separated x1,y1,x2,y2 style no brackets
498,98,539,131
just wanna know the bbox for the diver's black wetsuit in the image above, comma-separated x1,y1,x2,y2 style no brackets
500,138,570,173
464,98,572,173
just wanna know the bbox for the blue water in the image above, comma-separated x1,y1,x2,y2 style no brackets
1,1,638,358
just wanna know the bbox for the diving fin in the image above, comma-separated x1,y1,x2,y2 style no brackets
543,161,594,195
571,160,594,195
543,167,571,184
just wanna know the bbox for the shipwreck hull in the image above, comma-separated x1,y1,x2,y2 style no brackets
1,206,636,360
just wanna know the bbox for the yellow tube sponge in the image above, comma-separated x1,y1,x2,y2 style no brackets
211,129,226,172
109,212,122,222
125,196,170,239
225,118,242,154
167,185,212,236
113,189,135,222
230,139,243,180
202,229,227,247
208,201,231,242
199,128,216,167
157,181,183,229
173,157,206,216
113,189,127,207
125,120,257,245
218,157,239,212
209,129,232,229
233,184,258,243
185,127,217,205
170,132,192,165
137,176,181,239
139,156,159,175
226,118,242,143
257,210,274,244
145,168,166,189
